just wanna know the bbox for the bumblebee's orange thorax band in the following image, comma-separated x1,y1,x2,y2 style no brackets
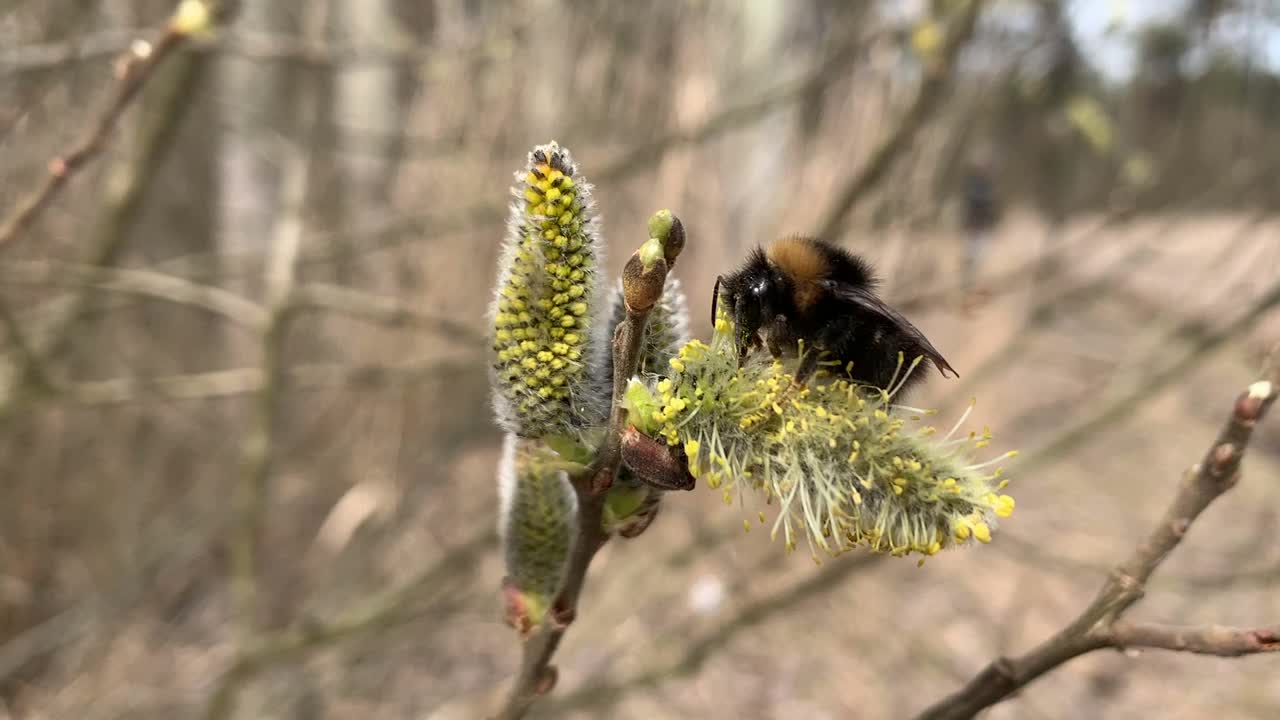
766,236,826,310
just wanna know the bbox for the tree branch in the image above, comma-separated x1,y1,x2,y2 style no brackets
201,529,493,720
493,217,686,720
229,81,310,640
914,346,1280,720
0,260,269,331
815,0,985,242
1105,622,1280,657
0,0,235,251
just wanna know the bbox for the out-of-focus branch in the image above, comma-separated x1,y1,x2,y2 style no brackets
0,1,236,251
291,283,486,345
915,347,1280,720
230,110,309,640
494,216,686,720
1,2,237,422
0,260,268,330
592,25,874,184
201,529,494,720
42,357,479,407
547,552,883,716
815,0,986,242
1015,278,1280,477
0,261,488,346
1104,622,1280,657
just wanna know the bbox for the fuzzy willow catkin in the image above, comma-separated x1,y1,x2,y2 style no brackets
489,141,608,437
497,434,577,632
624,319,1016,561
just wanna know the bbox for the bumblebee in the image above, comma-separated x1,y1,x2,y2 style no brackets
713,236,957,393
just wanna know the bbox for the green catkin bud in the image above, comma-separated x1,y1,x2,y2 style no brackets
623,318,1017,561
497,434,577,633
489,141,608,437
601,278,692,536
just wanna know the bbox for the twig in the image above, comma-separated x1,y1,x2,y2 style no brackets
815,0,986,242
0,1,234,251
1014,278,1280,477
229,93,311,640
201,529,494,720
291,283,486,345
493,219,685,720
0,260,269,331
914,346,1280,720
0,2,239,422
1104,622,1280,657
545,552,883,716
29,357,478,407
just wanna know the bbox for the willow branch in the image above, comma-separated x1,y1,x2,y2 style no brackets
0,1,235,251
494,217,686,720
1,2,237,422
815,0,985,242
201,529,493,720
291,283,486,344
1014,278,1280,478
229,101,310,640
914,347,1280,720
0,260,268,330
1104,622,1280,657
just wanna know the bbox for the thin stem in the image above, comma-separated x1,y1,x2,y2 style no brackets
815,0,986,242
914,347,1280,720
0,1,235,250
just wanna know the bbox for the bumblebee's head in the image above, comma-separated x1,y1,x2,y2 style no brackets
713,249,780,364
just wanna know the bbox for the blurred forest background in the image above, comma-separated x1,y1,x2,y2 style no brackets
2,0,1280,718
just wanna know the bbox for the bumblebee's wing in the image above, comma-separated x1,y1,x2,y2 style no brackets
820,279,959,378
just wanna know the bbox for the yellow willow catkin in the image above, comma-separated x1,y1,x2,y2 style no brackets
489,141,608,437
624,319,1016,561
497,434,577,629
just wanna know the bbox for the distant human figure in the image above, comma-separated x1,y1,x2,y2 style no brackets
960,158,1000,298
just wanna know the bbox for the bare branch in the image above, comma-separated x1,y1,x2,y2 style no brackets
291,283,486,344
44,357,478,407
230,75,312,639
914,347,1280,720
1105,622,1280,657
815,0,986,242
0,1,237,251
1,2,240,421
202,529,494,720
0,260,269,330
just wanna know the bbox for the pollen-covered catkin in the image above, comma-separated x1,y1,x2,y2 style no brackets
497,434,577,632
489,141,608,437
624,319,1016,561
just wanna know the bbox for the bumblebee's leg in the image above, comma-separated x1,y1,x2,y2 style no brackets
765,316,788,358
791,348,821,389
766,332,784,359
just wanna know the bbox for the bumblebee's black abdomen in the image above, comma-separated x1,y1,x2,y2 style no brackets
813,302,934,393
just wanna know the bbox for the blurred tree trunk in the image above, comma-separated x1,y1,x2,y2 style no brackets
717,0,800,254
127,0,225,376
330,0,433,287
221,2,307,296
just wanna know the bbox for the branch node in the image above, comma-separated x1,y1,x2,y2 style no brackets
548,603,576,630
1210,442,1237,472
534,666,559,696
